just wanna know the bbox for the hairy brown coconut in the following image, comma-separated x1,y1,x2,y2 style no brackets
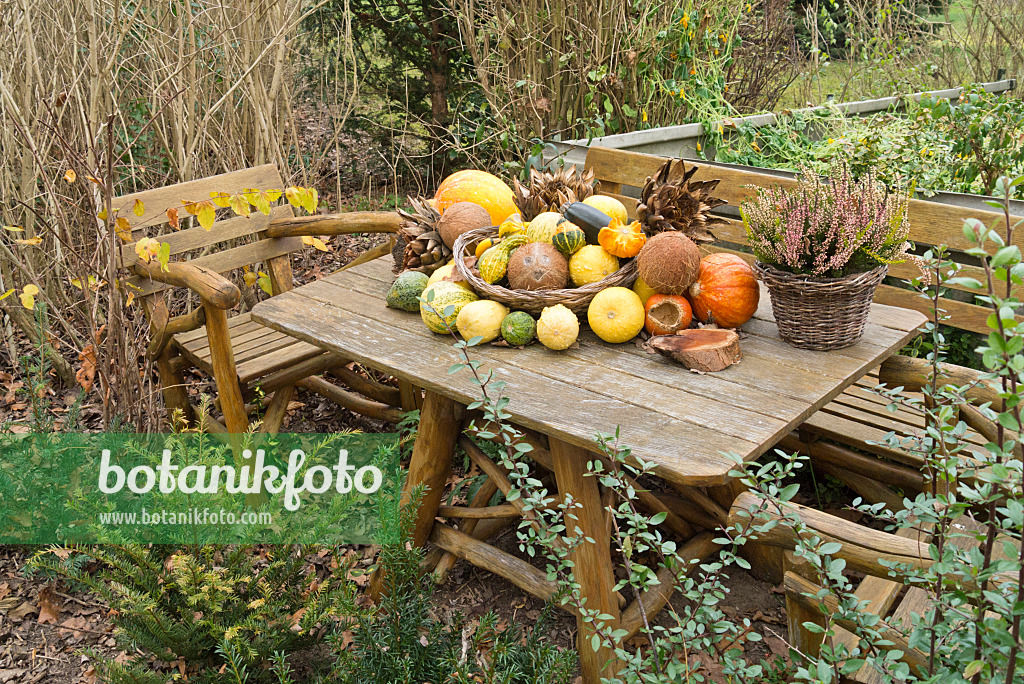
438,201,492,249
507,243,569,291
636,232,701,296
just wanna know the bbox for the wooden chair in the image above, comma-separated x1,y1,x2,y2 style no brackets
581,146,1024,579
727,490,1017,682
114,164,409,433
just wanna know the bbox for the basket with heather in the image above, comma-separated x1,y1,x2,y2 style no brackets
742,161,918,350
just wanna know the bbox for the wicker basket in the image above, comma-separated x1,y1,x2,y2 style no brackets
452,226,637,315
755,262,887,351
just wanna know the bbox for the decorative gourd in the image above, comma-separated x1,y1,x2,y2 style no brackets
420,282,479,333
498,215,526,238
477,234,528,283
598,218,647,258
525,212,565,244
435,170,517,225
551,224,587,257
687,253,760,328
474,238,494,259
386,271,430,312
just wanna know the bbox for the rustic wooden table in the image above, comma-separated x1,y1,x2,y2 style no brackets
252,256,927,682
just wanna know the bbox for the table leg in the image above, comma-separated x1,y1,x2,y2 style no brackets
402,390,464,547
370,390,463,600
708,478,784,583
550,438,622,683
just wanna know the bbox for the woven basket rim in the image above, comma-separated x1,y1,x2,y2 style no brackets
754,261,888,286
450,226,637,312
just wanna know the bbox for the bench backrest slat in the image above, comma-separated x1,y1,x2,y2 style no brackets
584,146,1023,334
112,164,297,300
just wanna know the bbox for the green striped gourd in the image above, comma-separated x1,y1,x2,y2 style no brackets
478,234,528,284
551,223,587,257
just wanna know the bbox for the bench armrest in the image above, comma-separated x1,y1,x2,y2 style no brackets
266,211,402,238
134,261,240,310
879,354,999,406
728,491,1015,589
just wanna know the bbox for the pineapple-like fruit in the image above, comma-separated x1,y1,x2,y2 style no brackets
394,197,451,274
512,165,596,221
636,159,726,244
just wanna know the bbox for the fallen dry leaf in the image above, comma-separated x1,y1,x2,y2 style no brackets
765,635,790,657
76,344,97,393
10,600,37,620
37,584,60,625
60,616,89,642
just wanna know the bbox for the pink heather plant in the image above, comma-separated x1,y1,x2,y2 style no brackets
742,162,916,277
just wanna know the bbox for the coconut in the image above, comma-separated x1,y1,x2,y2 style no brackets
636,232,701,295
437,201,492,249
507,243,569,291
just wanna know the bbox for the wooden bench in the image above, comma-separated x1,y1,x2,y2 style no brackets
582,145,1021,507
726,490,1017,682
114,165,408,434
583,146,1020,680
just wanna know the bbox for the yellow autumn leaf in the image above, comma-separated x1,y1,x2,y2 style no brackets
196,201,217,230
166,207,180,229
182,200,199,216
134,237,162,264
303,188,318,214
0,288,14,303
302,235,330,252
64,169,77,183
265,189,282,202
3,225,24,232
285,186,302,209
133,199,145,217
243,189,271,215
257,272,273,296
209,191,232,208
20,284,39,310
115,217,133,242
15,236,43,246
97,209,108,221
70,275,106,291
228,194,250,217
125,291,136,307
243,269,259,287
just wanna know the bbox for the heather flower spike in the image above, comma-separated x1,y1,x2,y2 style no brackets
742,161,917,278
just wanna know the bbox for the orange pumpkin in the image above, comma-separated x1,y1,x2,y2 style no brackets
644,294,693,336
687,253,760,328
597,218,647,258
434,170,517,226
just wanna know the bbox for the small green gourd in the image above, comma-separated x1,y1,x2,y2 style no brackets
551,225,587,257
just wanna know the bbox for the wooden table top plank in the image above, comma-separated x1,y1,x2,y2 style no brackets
253,292,754,483
252,258,927,485
285,280,768,448
299,277,791,440
323,263,916,406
